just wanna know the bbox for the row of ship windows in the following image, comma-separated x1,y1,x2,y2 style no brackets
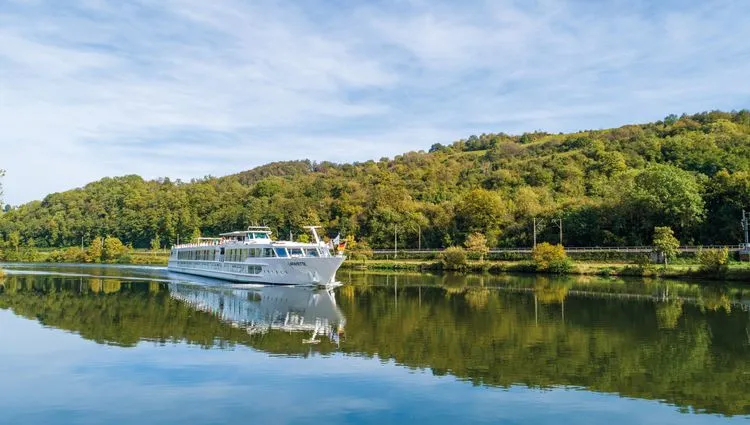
172,261,295,275
174,247,320,261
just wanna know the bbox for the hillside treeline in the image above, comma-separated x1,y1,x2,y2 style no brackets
1,110,750,249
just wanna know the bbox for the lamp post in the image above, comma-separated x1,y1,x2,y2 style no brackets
410,223,422,250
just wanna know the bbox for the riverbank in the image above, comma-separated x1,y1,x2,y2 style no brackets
3,249,748,282
340,258,750,282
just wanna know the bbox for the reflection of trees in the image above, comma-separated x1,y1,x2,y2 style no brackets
464,288,490,309
700,287,732,313
656,300,684,329
533,277,570,304
2,274,750,416
441,273,467,294
338,285,750,416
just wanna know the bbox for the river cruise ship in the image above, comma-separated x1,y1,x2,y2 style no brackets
167,226,345,285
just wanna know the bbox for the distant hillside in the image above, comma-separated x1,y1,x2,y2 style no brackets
1,110,749,249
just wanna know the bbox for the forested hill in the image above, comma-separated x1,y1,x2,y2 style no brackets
2,110,750,249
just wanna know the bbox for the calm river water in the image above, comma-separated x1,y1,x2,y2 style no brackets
0,263,748,424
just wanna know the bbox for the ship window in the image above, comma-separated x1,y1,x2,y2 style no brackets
254,232,268,239
289,248,304,257
274,247,288,257
264,248,274,257
304,248,319,257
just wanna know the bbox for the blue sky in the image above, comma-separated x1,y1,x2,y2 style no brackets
1,0,749,205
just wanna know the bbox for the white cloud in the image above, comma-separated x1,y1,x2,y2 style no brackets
0,0,749,204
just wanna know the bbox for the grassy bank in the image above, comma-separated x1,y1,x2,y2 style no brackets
0,248,169,266
341,258,750,282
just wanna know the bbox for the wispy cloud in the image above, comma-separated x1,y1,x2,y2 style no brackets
1,0,748,204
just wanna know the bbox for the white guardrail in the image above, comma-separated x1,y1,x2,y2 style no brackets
371,245,747,254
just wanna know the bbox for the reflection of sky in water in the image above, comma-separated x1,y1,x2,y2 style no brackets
0,309,745,425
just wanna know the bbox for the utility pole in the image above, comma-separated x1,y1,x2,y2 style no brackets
532,217,537,248
394,225,398,259
742,210,749,263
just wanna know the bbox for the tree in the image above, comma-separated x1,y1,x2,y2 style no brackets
652,226,679,266
455,189,508,242
464,232,489,262
190,228,201,243
86,237,103,263
150,234,161,251
8,230,20,253
626,165,705,236
103,236,128,261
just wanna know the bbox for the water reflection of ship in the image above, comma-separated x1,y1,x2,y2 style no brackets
169,284,346,344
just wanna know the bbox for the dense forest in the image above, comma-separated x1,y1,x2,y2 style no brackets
1,110,750,249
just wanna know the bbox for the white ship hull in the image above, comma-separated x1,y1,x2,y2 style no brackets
167,256,345,285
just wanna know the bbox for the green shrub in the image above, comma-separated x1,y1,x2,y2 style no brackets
46,246,87,263
697,248,729,274
532,243,572,273
103,236,128,262
464,232,489,262
440,246,467,270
